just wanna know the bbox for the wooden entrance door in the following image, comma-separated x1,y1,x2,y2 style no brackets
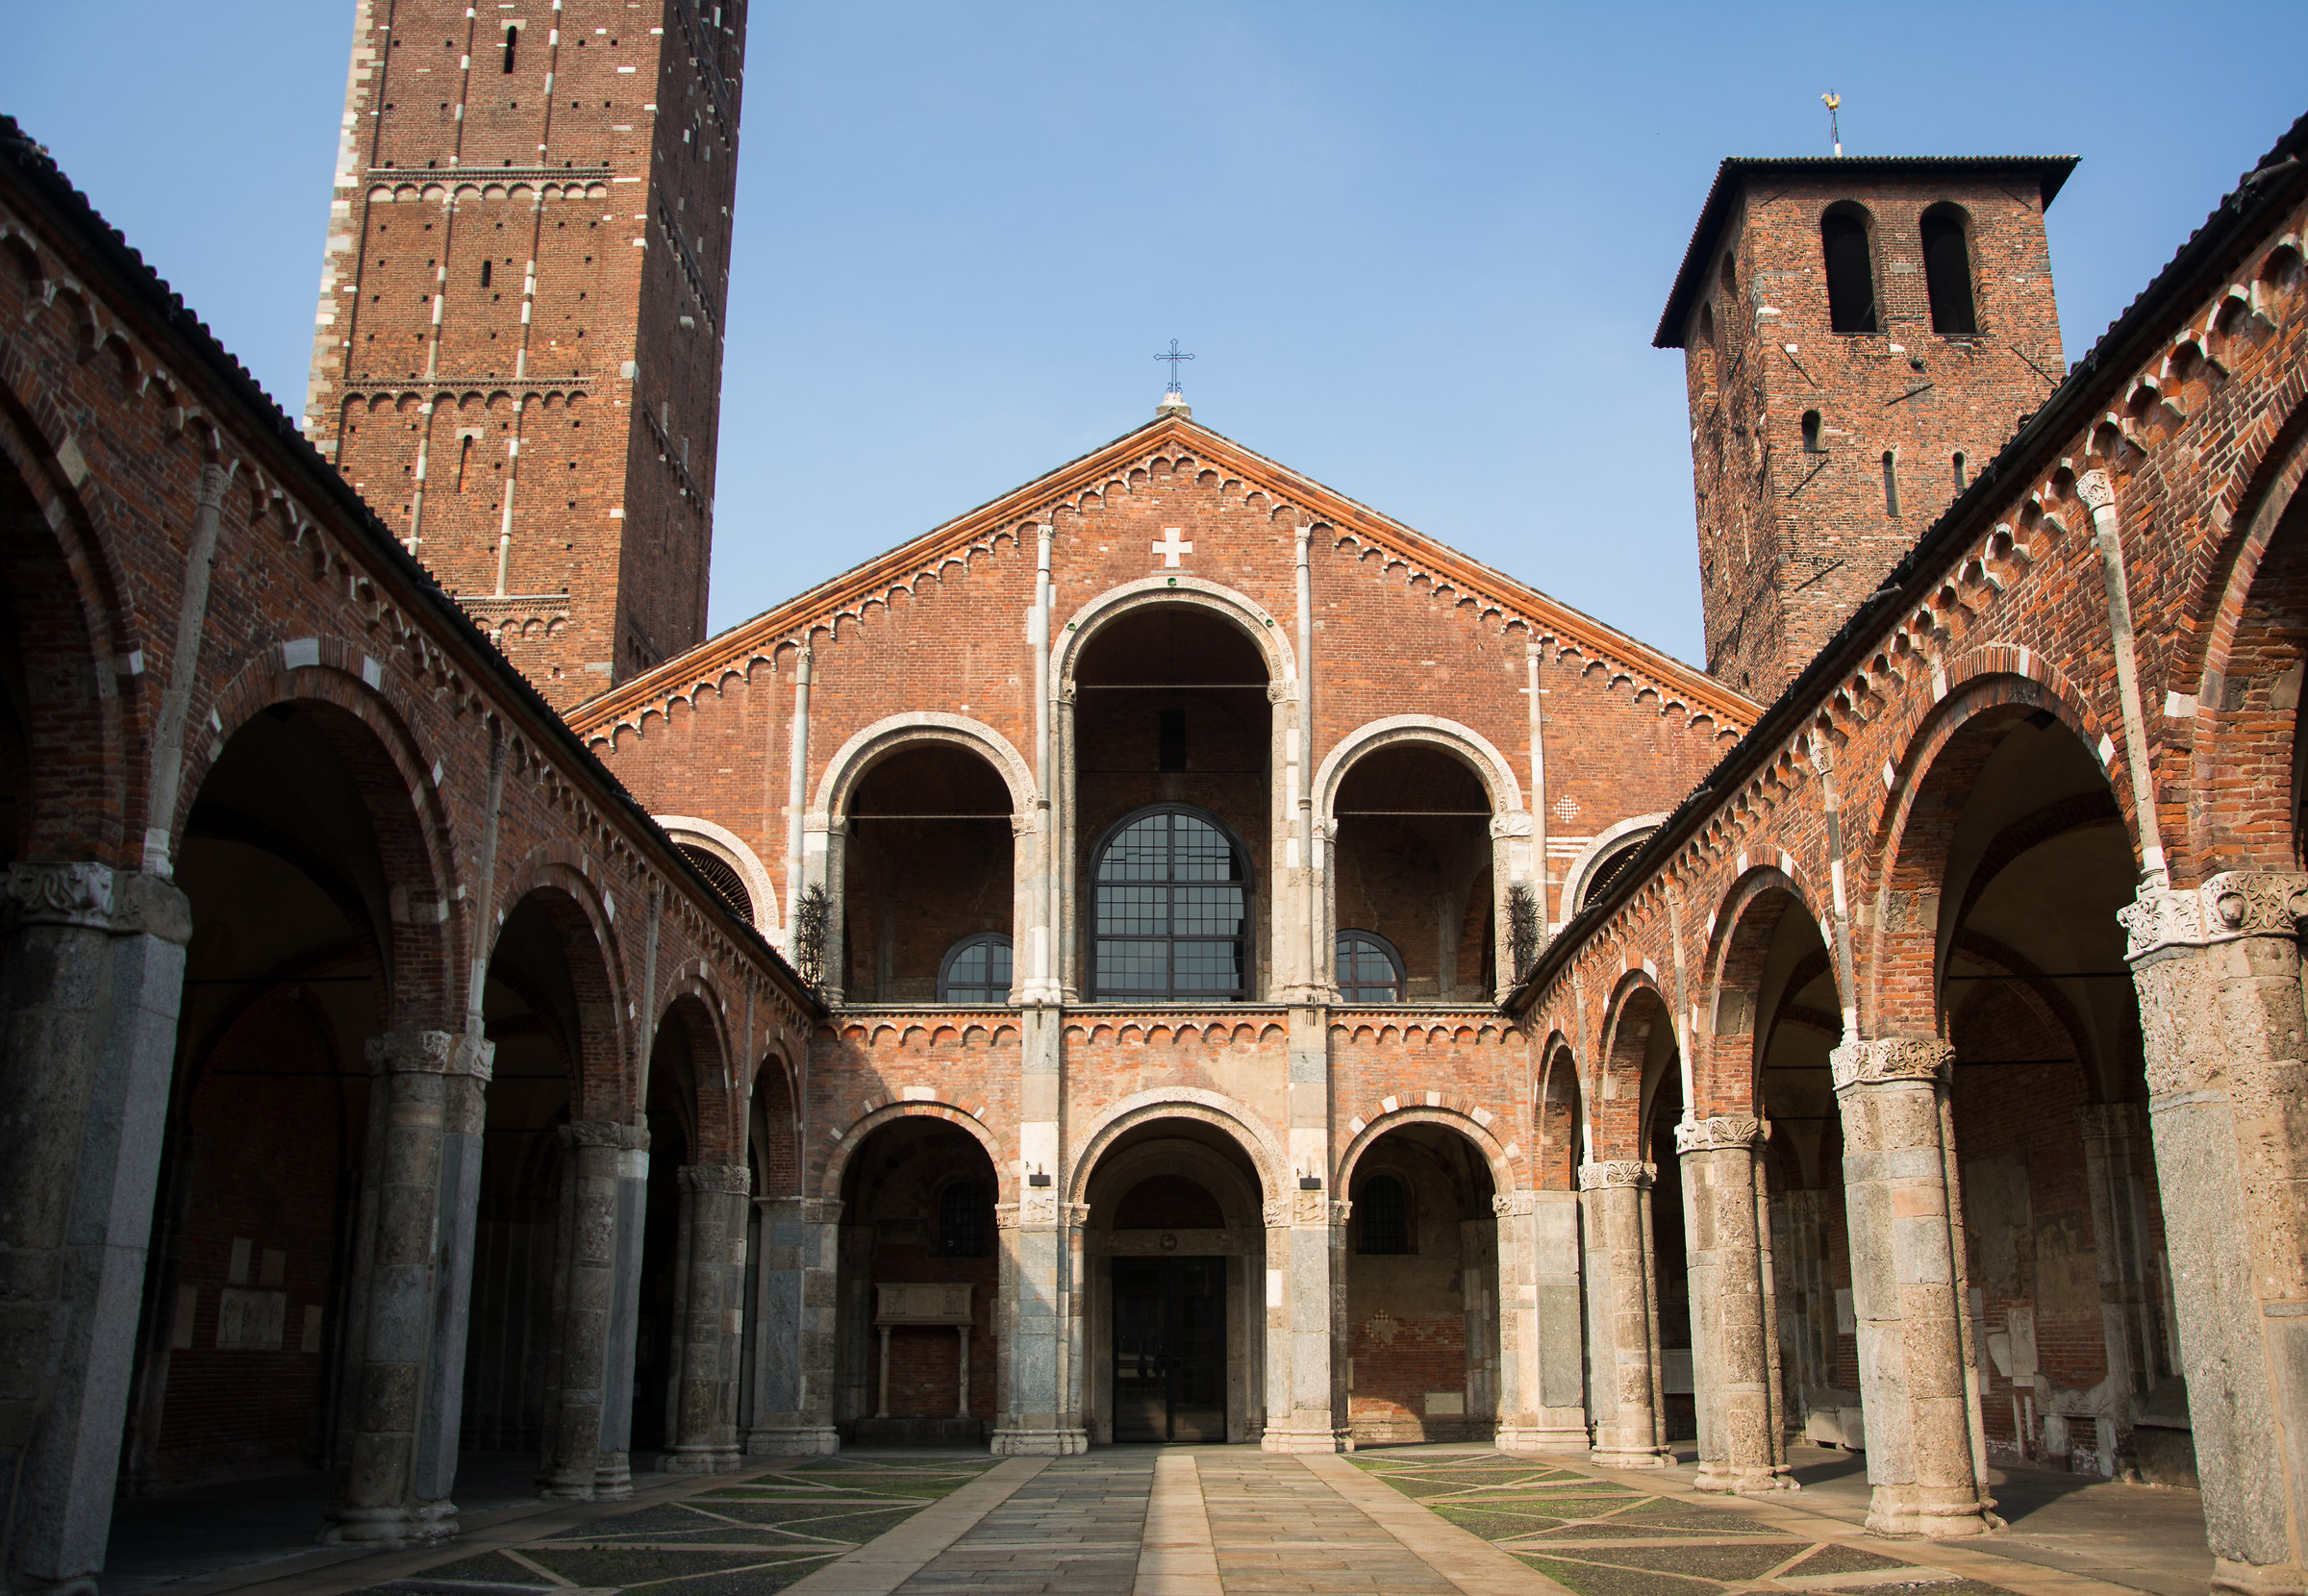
1112,1257,1226,1441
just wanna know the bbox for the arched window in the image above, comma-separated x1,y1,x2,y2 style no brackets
1091,806,1249,1001
678,843,753,925
1801,410,1823,453
937,933,1013,1003
1357,1175,1411,1254
1952,451,1968,489
1335,930,1404,1004
1718,250,1737,296
502,25,518,72
937,1181,986,1257
1580,829,1655,911
1820,207,1877,334
1920,205,1977,336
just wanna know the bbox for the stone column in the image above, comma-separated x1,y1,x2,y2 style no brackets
993,1001,1084,1455
1678,1116,1793,1494
1493,1191,1589,1451
538,1118,644,1498
2075,1101,2158,1477
1774,1188,1838,1436
1831,1037,1996,1538
1580,1160,1668,1465
595,1122,650,1497
0,862,190,1596
1258,1185,1348,1452
326,1028,492,1545
746,1195,840,1454
2122,873,2308,1595
663,1164,749,1474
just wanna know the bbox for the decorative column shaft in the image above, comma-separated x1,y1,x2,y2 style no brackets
328,1028,492,1545
1260,1186,1348,1452
744,1194,839,1454
1580,1160,1668,1466
1677,1115,1793,1494
1493,1190,1589,1451
2122,873,2308,1595
991,1187,1089,1455
1830,1037,1995,1538
663,1163,749,1474
539,1118,646,1498
0,863,190,1595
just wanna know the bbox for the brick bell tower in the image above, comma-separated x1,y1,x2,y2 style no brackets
1658,154,2075,702
304,0,746,709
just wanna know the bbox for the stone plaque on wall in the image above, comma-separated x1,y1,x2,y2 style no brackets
873,1283,973,1325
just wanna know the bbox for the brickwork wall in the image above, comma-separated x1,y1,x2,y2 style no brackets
1679,171,2067,701
304,0,747,707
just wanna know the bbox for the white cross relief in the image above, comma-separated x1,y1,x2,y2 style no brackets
1151,526,1193,568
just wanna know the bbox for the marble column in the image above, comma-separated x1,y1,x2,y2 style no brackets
538,1118,645,1499
2123,873,2308,1595
1831,1037,1995,1538
744,1194,840,1455
1678,1115,1793,1494
1259,1185,1348,1453
327,1028,493,1544
1493,1190,1590,1451
1580,1160,1668,1466
663,1163,749,1473
2075,1100,2160,1477
0,862,190,1595
992,1000,1084,1455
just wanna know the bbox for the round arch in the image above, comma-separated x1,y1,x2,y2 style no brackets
1314,716,1524,820
812,711,1036,820
1336,1105,1518,1196
1051,574,1296,686
1699,865,1842,1118
657,814,779,936
1082,1137,1265,1231
819,1101,1006,1203
1562,813,1670,920
1065,1087,1288,1207
489,854,635,1118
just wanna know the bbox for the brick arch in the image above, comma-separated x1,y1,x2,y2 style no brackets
1050,574,1297,686
1313,715,1524,820
1593,968,1674,1161
190,647,464,1031
652,967,738,1162
1698,865,1838,1118
812,711,1036,819
1065,1087,1288,1206
0,388,138,862
492,853,635,1122
1535,1032,1585,1189
747,1046,803,1199
1866,671,2128,1037
819,1101,1005,1203
1336,1105,1518,1197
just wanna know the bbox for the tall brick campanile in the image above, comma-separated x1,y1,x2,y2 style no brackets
304,0,745,708
1657,156,2073,701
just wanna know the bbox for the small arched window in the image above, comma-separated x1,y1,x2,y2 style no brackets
480,259,492,287
1820,206,1878,334
502,25,518,73
938,933,1012,1003
1801,411,1823,453
1920,205,1978,336
678,843,753,926
1358,1175,1411,1255
1719,251,1737,296
1091,806,1249,1001
1698,301,1717,358
937,1181,986,1258
1335,931,1404,1004
454,433,473,493
1951,451,1968,489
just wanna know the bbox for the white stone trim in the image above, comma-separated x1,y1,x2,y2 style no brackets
1064,1086,1289,1206
1049,574,1297,686
657,814,780,936
810,711,1038,818
1313,714,1525,819
1560,811,1669,919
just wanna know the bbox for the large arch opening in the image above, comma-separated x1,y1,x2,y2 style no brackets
1330,743,1496,1002
633,1003,707,1461
1081,1117,1267,1444
834,1117,998,1446
1890,701,2178,1482
1344,1122,1501,1445
1071,604,1272,999
840,743,1016,1004
738,1055,801,1439
114,700,426,1512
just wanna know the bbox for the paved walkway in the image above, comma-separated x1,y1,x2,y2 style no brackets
100,1446,2213,1596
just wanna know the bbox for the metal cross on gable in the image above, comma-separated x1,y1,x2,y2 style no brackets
1154,338,1194,393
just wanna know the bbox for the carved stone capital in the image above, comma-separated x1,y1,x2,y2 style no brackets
366,1028,494,1082
563,1117,650,1151
1493,1192,1540,1218
680,1162,752,1195
995,1190,1060,1230
2075,467,2117,512
1010,812,1041,839
1262,1198,1292,1227
800,1197,844,1226
1266,680,1295,705
2,860,191,943
1830,1036,1954,1091
1674,1115,1763,1155
1578,1160,1654,1191
1491,810,1535,839
2120,872,2308,961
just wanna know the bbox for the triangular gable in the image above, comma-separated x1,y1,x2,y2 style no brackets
569,412,1760,738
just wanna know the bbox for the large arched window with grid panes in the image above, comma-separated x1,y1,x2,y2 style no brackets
1335,930,1404,1004
1091,805,1251,1001
938,933,1013,1004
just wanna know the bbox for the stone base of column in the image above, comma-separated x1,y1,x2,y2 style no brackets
990,1424,1089,1456
1864,1484,2002,1539
1589,1444,1670,1468
1694,1460,1797,1495
1494,1422,1590,1455
594,1452,633,1499
320,1499,460,1547
1259,1423,1350,1454
658,1443,741,1475
2213,1556,2308,1596
744,1425,840,1457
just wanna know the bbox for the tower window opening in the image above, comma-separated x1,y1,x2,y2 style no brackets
1719,251,1737,296
1882,451,1901,517
455,434,473,494
502,25,517,72
480,260,491,287
1821,207,1878,334
1921,204,1978,336
1801,411,1823,453
1952,451,1968,488
1158,707,1187,772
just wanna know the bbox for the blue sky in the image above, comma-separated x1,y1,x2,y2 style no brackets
9,3,2305,665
